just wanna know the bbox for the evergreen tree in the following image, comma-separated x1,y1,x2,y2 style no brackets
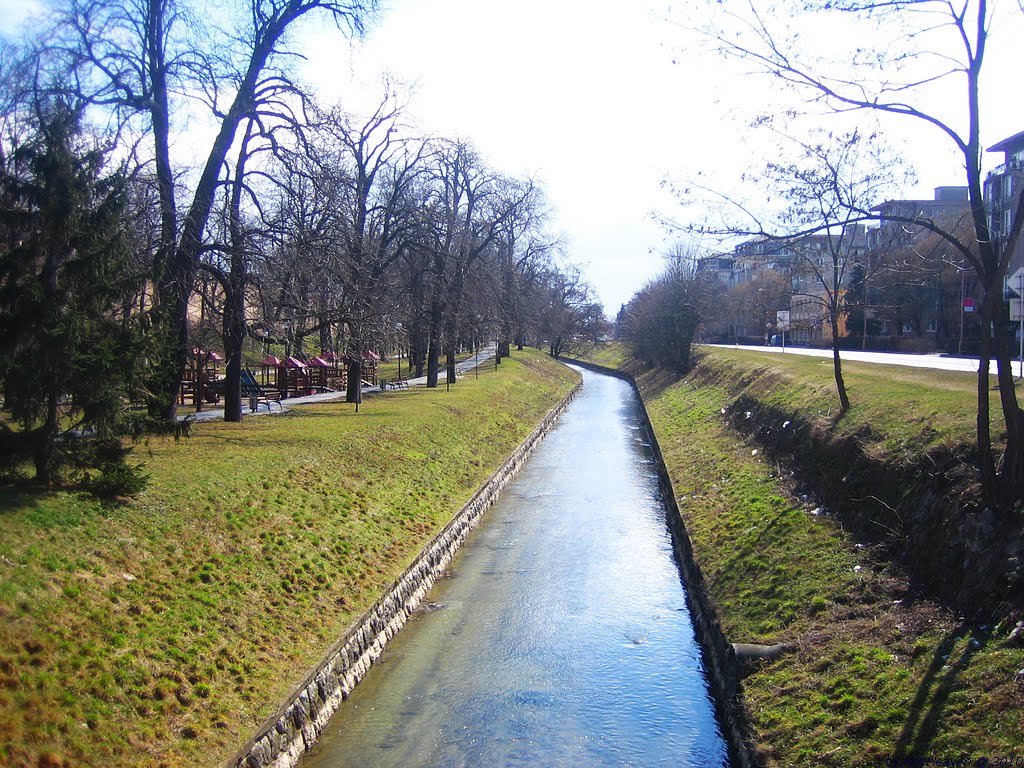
0,98,145,490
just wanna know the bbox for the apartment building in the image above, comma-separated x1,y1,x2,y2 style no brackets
985,131,1024,276
866,187,973,349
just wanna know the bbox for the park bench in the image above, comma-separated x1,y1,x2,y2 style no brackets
241,369,283,413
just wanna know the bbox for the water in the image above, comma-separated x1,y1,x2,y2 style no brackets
300,366,730,768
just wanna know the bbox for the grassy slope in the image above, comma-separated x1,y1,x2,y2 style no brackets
575,342,1024,766
0,349,578,768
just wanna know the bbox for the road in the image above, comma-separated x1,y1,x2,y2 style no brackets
705,343,1024,377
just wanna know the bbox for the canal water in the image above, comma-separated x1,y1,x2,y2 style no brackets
300,366,730,768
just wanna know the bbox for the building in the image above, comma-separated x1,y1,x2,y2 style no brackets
695,254,734,284
868,187,973,351
870,186,971,249
985,131,1024,276
786,225,868,345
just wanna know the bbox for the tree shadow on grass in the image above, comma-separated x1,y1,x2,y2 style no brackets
715,507,795,574
0,483,38,514
892,625,981,760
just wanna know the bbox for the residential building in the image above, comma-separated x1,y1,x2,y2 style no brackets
695,255,734,284
868,187,973,351
985,131,1024,276
786,225,868,345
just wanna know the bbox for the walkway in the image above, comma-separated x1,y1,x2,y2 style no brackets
181,345,498,422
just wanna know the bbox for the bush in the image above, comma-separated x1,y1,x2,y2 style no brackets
70,438,149,499
86,457,149,499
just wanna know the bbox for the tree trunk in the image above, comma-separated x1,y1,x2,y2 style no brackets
443,267,467,385
992,298,1024,502
222,276,245,422
346,356,363,403
446,347,457,384
33,389,60,486
222,123,254,423
831,308,850,414
426,297,443,388
976,291,998,504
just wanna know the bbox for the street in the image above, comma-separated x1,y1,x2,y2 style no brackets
705,344,1024,378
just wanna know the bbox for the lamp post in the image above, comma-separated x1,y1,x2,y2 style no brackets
395,322,403,382
958,258,965,357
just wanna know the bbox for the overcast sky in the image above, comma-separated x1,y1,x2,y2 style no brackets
2,0,1021,314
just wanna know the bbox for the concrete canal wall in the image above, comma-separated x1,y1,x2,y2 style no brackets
228,377,582,768
563,358,759,768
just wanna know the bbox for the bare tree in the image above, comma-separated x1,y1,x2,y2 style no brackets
686,129,904,413
41,0,375,420
693,0,1024,504
621,245,724,372
319,96,428,402
492,179,548,361
422,140,533,387
535,263,603,359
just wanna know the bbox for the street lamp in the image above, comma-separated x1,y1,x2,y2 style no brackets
395,322,403,382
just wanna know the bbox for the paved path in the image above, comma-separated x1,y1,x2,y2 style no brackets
181,345,499,422
706,343,1024,377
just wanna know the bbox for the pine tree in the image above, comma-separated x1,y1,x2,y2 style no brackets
0,98,146,490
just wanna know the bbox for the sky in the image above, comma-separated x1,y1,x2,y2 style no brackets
2,0,1021,315
298,0,708,314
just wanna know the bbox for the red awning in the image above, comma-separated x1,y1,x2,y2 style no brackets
307,356,330,368
260,355,282,366
362,349,381,361
283,356,306,368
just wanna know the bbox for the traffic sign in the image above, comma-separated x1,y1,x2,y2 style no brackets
1011,298,1023,322
776,310,791,331
1006,267,1024,299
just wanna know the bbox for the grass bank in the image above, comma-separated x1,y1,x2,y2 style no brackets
572,342,1024,766
0,349,578,768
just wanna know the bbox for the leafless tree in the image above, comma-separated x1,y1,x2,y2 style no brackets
621,245,723,372
38,0,375,420
421,140,534,387
318,95,428,401
693,0,1024,504
686,128,905,413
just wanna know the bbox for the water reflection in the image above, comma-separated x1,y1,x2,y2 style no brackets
300,367,729,768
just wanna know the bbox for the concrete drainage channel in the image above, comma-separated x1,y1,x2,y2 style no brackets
563,358,759,768
227,378,583,768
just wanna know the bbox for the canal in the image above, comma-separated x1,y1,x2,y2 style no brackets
300,366,730,767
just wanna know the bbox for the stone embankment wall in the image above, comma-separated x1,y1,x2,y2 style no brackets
228,378,582,768
563,358,758,768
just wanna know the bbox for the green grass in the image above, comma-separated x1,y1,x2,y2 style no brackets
701,347,1005,458
566,340,632,370
576,344,1024,766
0,349,578,768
